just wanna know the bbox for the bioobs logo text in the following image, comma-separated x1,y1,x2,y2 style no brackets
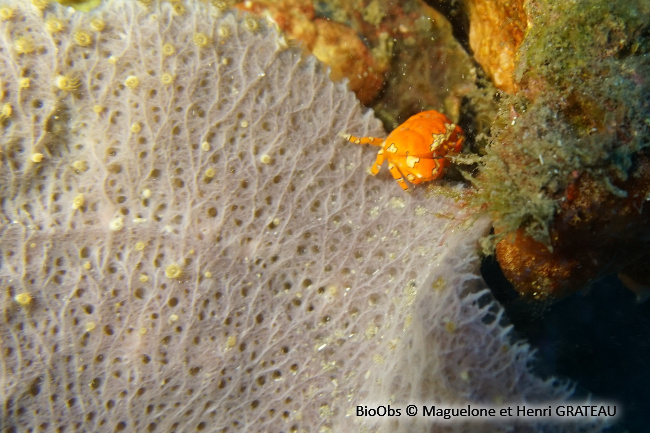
357,405,401,417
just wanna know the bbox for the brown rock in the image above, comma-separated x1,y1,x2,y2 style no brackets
234,0,386,104
466,0,527,94
497,153,650,301
311,19,385,105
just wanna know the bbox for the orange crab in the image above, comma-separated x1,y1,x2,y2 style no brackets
343,110,464,190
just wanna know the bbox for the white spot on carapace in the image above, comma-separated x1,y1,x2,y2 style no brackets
405,155,419,168
431,133,444,151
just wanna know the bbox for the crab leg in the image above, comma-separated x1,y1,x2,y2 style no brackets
387,162,409,191
371,148,385,175
341,133,384,147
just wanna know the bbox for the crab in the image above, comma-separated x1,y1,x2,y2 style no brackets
342,110,464,191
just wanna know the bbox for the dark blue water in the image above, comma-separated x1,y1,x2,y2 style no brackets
483,259,650,433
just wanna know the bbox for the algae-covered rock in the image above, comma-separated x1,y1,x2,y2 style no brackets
470,0,650,300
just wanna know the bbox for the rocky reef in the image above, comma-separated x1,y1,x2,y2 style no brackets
465,0,650,300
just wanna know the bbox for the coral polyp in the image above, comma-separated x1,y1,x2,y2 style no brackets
55,75,80,91
162,42,175,56
73,29,93,47
124,75,139,89
0,102,12,119
193,32,210,48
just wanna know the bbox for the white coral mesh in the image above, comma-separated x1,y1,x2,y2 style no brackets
0,1,597,432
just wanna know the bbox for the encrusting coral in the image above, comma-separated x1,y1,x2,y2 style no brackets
0,1,602,432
